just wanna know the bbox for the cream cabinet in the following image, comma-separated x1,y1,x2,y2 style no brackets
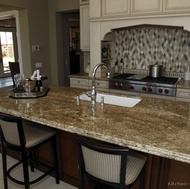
176,88,190,102
70,78,89,89
89,80,109,92
102,0,130,17
80,0,89,5
131,0,162,14
80,5,90,51
100,0,190,18
70,77,109,91
164,0,190,12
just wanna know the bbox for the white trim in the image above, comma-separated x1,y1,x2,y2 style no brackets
0,10,22,74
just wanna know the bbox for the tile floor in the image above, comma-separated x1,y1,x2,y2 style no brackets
0,154,77,189
0,77,13,89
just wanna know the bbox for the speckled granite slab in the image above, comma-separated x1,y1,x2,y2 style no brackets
0,86,190,163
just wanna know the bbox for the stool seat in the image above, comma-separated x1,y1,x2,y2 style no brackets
23,122,56,148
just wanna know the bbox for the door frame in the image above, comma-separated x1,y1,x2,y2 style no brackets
0,27,18,78
56,11,79,87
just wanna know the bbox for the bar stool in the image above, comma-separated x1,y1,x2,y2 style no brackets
74,133,147,189
0,112,59,189
9,62,20,88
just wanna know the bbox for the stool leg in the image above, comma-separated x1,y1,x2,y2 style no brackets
2,144,8,189
52,136,59,184
22,150,30,189
29,151,34,172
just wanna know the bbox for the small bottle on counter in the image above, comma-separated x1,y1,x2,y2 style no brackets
35,77,43,92
85,60,90,74
119,58,124,73
107,43,111,58
102,45,107,58
184,65,190,81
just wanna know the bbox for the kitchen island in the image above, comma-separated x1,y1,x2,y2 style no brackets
0,86,190,188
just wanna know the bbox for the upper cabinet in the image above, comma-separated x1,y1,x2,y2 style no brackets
99,0,190,18
80,4,90,51
131,0,162,14
102,0,130,17
163,0,190,12
80,0,89,5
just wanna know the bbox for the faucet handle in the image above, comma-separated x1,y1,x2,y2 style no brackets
85,91,92,97
106,72,110,78
100,96,104,106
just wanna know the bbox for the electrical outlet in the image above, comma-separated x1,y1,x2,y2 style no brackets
35,62,42,68
32,45,40,52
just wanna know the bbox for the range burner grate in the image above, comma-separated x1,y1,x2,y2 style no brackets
142,76,178,84
112,73,135,80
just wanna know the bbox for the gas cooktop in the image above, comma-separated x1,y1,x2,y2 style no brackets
110,73,179,97
112,73,178,84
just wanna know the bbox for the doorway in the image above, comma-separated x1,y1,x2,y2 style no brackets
0,18,18,78
61,11,80,87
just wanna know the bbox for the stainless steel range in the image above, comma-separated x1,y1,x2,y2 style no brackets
109,73,179,97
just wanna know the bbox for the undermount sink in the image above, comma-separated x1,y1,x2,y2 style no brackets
78,93,141,107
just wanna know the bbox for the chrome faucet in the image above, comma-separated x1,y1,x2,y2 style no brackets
90,63,110,104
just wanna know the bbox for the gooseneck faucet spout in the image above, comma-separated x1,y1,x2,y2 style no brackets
91,63,110,104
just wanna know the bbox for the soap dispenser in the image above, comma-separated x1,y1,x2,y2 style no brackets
184,65,190,81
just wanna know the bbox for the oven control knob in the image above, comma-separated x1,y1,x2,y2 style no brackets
158,88,163,93
118,83,123,89
113,83,118,89
129,85,134,90
148,87,152,92
142,86,146,91
165,89,169,94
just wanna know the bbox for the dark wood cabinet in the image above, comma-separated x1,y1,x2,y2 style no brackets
59,131,79,186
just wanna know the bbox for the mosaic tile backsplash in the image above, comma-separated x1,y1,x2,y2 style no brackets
115,26,190,74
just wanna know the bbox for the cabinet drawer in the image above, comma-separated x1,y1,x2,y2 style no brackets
96,80,109,89
89,80,109,91
176,89,190,99
80,0,89,5
70,78,89,89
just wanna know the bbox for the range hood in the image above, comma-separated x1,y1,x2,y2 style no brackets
90,15,190,77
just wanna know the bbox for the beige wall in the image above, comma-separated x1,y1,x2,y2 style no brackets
0,0,79,84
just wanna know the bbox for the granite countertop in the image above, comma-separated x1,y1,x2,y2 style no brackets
0,86,190,163
177,79,190,89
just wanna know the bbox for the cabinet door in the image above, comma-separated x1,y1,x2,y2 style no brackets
89,80,109,92
176,88,190,102
164,0,190,12
102,0,129,17
59,131,79,185
80,0,89,5
131,0,162,14
70,78,89,89
80,5,90,51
